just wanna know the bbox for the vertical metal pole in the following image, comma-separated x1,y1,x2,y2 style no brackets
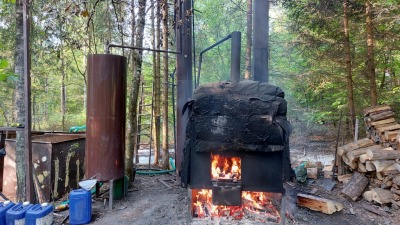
109,179,114,210
23,0,34,203
253,0,269,82
354,118,359,142
176,0,193,177
230,31,241,83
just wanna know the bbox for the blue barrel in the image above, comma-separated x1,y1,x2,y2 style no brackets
69,189,92,224
6,202,33,225
0,201,15,225
25,203,53,225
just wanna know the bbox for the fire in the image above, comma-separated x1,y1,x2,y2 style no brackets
192,189,281,223
211,155,241,180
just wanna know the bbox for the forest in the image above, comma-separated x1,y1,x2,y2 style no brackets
1,0,400,170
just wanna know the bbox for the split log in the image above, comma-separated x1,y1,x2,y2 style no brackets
364,105,392,116
376,172,384,181
307,167,318,179
368,111,396,122
381,170,400,176
383,174,397,185
373,122,398,129
346,145,382,165
297,193,343,214
369,118,396,127
358,162,367,173
390,187,400,196
376,124,400,134
359,154,369,163
342,172,369,201
371,160,397,172
365,188,393,204
384,130,399,142
370,178,383,188
366,149,400,161
365,161,376,171
338,138,375,156
393,175,400,186
359,202,391,217
363,190,374,202
337,174,352,184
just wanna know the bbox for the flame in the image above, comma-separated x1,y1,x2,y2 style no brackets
211,155,241,180
192,189,281,223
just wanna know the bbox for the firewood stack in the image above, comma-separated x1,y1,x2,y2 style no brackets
337,105,400,206
364,105,399,148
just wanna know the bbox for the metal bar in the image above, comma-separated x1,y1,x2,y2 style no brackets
148,82,154,169
176,0,193,179
170,69,177,167
23,0,34,203
0,127,24,131
109,179,114,211
196,34,232,88
107,43,180,55
230,31,241,83
253,0,269,82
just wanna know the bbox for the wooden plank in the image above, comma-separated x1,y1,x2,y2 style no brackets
297,193,343,214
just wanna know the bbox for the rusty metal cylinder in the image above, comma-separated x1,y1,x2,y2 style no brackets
86,54,126,181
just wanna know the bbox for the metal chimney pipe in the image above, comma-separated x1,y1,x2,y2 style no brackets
230,31,241,83
253,0,269,83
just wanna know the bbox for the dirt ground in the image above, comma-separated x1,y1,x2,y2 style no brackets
55,121,400,225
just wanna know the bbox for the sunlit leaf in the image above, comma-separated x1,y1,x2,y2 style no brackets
0,59,8,69
0,74,7,82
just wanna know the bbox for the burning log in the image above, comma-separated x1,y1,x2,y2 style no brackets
341,172,369,201
297,193,343,214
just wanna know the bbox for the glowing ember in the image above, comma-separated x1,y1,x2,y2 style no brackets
211,155,241,180
192,189,281,223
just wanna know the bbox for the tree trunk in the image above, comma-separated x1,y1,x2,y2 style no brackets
365,0,377,106
161,0,169,169
343,0,355,136
60,49,67,131
152,0,161,166
126,0,147,183
244,0,252,80
14,0,26,202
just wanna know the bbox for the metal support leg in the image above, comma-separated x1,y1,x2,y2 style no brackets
109,179,114,211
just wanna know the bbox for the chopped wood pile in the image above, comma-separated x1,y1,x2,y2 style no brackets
337,105,400,207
